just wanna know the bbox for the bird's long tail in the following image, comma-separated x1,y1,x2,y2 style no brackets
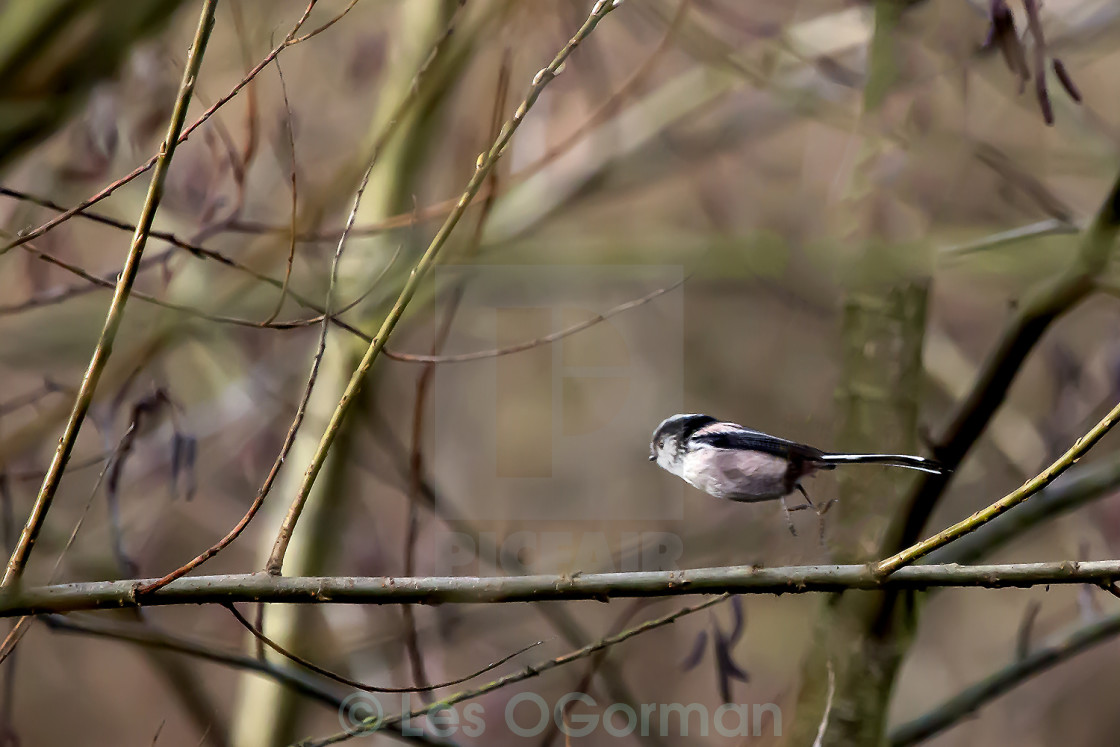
816,453,946,475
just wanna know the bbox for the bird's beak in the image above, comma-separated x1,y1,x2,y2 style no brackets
648,453,656,462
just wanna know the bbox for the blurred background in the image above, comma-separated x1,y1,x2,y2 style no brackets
2,0,1120,744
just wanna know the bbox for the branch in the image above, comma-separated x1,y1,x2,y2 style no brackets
263,0,625,575
888,609,1120,746
1,0,218,588
877,396,1120,574
2,562,1120,616
938,218,1079,257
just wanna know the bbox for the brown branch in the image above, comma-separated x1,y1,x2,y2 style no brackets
0,0,320,257
224,603,542,694
262,51,299,325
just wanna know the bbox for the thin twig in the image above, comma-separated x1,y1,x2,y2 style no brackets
0,1,320,257
1,0,219,589
295,594,731,747
812,661,836,747
224,603,542,693
383,277,685,363
262,50,299,325
0,186,353,325
11,233,383,334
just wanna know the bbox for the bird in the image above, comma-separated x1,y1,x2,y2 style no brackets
649,413,946,532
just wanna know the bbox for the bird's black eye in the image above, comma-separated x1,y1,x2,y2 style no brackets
657,438,665,450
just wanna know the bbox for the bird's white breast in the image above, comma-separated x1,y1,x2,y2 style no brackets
681,446,791,501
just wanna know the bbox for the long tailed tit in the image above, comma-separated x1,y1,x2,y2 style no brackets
649,414,946,507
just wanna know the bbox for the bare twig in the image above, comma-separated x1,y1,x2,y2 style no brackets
296,595,731,747
0,1,320,256
889,609,1120,746
877,396,1120,574
2,0,219,589
262,52,299,325
224,603,541,694
383,277,685,363
812,661,836,747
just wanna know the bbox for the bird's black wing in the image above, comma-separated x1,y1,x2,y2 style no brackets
690,425,824,461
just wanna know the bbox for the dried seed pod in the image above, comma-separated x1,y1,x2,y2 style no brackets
1052,58,1083,103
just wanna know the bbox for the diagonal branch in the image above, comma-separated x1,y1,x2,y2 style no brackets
263,0,625,575
889,608,1120,746
877,396,1120,574
1,0,219,589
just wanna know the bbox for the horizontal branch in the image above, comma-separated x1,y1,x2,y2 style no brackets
7,561,1120,616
